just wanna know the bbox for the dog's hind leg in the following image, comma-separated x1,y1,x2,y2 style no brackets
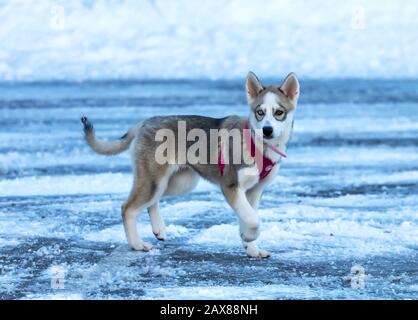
121,183,154,251
146,168,199,242
122,164,174,251
148,202,166,241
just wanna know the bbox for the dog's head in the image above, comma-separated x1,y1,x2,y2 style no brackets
246,72,300,141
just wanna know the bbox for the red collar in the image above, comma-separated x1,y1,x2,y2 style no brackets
218,122,286,180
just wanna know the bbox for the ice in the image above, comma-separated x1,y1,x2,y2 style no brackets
0,238,20,247
0,174,217,197
0,0,417,80
0,173,132,197
24,293,83,300
288,147,418,165
1,79,417,299
189,218,418,259
144,284,316,300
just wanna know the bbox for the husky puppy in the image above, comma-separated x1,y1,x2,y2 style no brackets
81,72,300,258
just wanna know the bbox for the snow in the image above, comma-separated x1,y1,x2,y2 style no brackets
84,224,189,243
1,0,417,300
144,285,316,300
0,174,217,197
0,0,417,80
24,293,83,300
0,79,417,299
190,218,418,259
0,173,132,197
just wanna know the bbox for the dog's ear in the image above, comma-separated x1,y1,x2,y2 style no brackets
280,73,300,104
246,71,264,102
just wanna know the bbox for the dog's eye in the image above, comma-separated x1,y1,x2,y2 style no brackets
275,110,284,117
256,109,265,117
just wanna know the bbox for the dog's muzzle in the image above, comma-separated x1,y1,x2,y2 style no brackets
262,126,274,139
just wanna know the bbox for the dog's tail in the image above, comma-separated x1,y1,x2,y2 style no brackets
81,116,137,155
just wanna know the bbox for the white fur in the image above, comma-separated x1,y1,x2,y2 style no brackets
249,92,295,163
238,165,260,190
244,240,270,258
230,189,260,240
250,92,286,139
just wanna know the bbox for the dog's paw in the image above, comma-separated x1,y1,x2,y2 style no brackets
153,228,166,241
130,242,153,252
246,247,271,259
244,242,271,259
247,248,271,259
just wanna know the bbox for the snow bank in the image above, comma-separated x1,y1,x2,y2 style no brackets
0,0,417,80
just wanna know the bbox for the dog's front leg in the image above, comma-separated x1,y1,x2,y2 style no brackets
222,186,270,258
244,186,270,258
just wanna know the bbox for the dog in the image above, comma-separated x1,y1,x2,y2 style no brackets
81,72,300,258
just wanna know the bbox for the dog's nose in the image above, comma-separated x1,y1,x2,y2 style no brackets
262,126,274,138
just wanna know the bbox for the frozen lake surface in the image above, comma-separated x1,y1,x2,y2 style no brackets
0,79,417,299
